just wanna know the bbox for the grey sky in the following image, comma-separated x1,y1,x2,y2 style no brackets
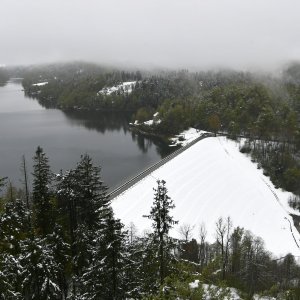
1,0,299,70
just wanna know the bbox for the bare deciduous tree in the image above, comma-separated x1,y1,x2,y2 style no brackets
198,223,207,268
215,216,232,280
178,223,195,242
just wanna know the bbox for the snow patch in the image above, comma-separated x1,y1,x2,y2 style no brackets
143,119,154,126
170,128,209,147
32,82,48,86
98,81,137,96
189,279,200,289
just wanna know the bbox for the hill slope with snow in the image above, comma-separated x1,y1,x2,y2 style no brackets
112,136,300,257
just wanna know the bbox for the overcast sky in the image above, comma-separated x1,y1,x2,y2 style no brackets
1,0,299,70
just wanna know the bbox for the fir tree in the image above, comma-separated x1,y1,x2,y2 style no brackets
0,254,22,299
32,146,54,235
79,212,127,299
144,180,178,286
0,198,30,254
46,224,70,298
20,236,64,300
73,154,110,228
57,154,110,233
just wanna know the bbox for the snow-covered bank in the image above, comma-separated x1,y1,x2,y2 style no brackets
98,81,137,96
112,136,300,257
32,82,48,86
170,128,208,146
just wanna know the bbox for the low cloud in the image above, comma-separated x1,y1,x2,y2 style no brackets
1,0,299,70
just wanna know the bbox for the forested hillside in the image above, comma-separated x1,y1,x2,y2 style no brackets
17,62,300,198
1,149,300,299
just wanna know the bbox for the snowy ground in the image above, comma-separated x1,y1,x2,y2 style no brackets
32,82,48,86
170,128,208,146
112,135,300,257
98,81,137,95
188,280,275,299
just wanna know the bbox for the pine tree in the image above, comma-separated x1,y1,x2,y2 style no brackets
144,180,178,286
32,146,54,235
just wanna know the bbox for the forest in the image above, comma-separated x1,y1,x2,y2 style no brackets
17,62,300,198
0,148,300,299
1,62,300,298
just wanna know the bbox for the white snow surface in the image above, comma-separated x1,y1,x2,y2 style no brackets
112,136,300,257
32,82,48,86
170,128,207,146
189,281,241,299
98,81,137,95
143,119,154,126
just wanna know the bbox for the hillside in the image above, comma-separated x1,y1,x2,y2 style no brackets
112,135,300,257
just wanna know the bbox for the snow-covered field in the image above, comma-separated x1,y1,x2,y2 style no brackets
98,81,137,95
112,135,300,257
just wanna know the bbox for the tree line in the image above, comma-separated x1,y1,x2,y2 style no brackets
1,149,300,299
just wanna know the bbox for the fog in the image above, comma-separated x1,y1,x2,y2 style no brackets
1,0,299,70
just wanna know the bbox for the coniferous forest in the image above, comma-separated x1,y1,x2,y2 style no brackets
1,147,300,299
13,62,300,199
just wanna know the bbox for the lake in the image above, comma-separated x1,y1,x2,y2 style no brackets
0,80,172,191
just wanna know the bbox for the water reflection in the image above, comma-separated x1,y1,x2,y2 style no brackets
61,110,172,157
0,81,173,188
62,110,130,134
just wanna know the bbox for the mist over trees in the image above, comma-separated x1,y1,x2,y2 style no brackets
13,61,300,198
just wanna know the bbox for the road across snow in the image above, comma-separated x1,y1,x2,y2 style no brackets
112,136,300,257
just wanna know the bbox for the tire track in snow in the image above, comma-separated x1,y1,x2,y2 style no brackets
284,217,300,249
260,177,300,249
260,177,287,212
218,137,231,157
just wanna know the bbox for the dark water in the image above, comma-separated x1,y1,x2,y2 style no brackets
0,80,171,190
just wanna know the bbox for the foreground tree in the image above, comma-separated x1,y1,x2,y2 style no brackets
20,236,64,300
32,146,54,235
79,211,126,299
144,180,178,286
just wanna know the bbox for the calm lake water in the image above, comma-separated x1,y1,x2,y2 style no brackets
0,80,171,190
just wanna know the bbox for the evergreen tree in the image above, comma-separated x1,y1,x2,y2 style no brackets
57,154,110,232
0,177,6,192
0,198,30,254
0,177,7,212
80,211,127,299
20,236,64,300
57,154,123,297
144,180,178,286
0,254,22,299
32,146,54,235
46,224,70,298
73,154,110,228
